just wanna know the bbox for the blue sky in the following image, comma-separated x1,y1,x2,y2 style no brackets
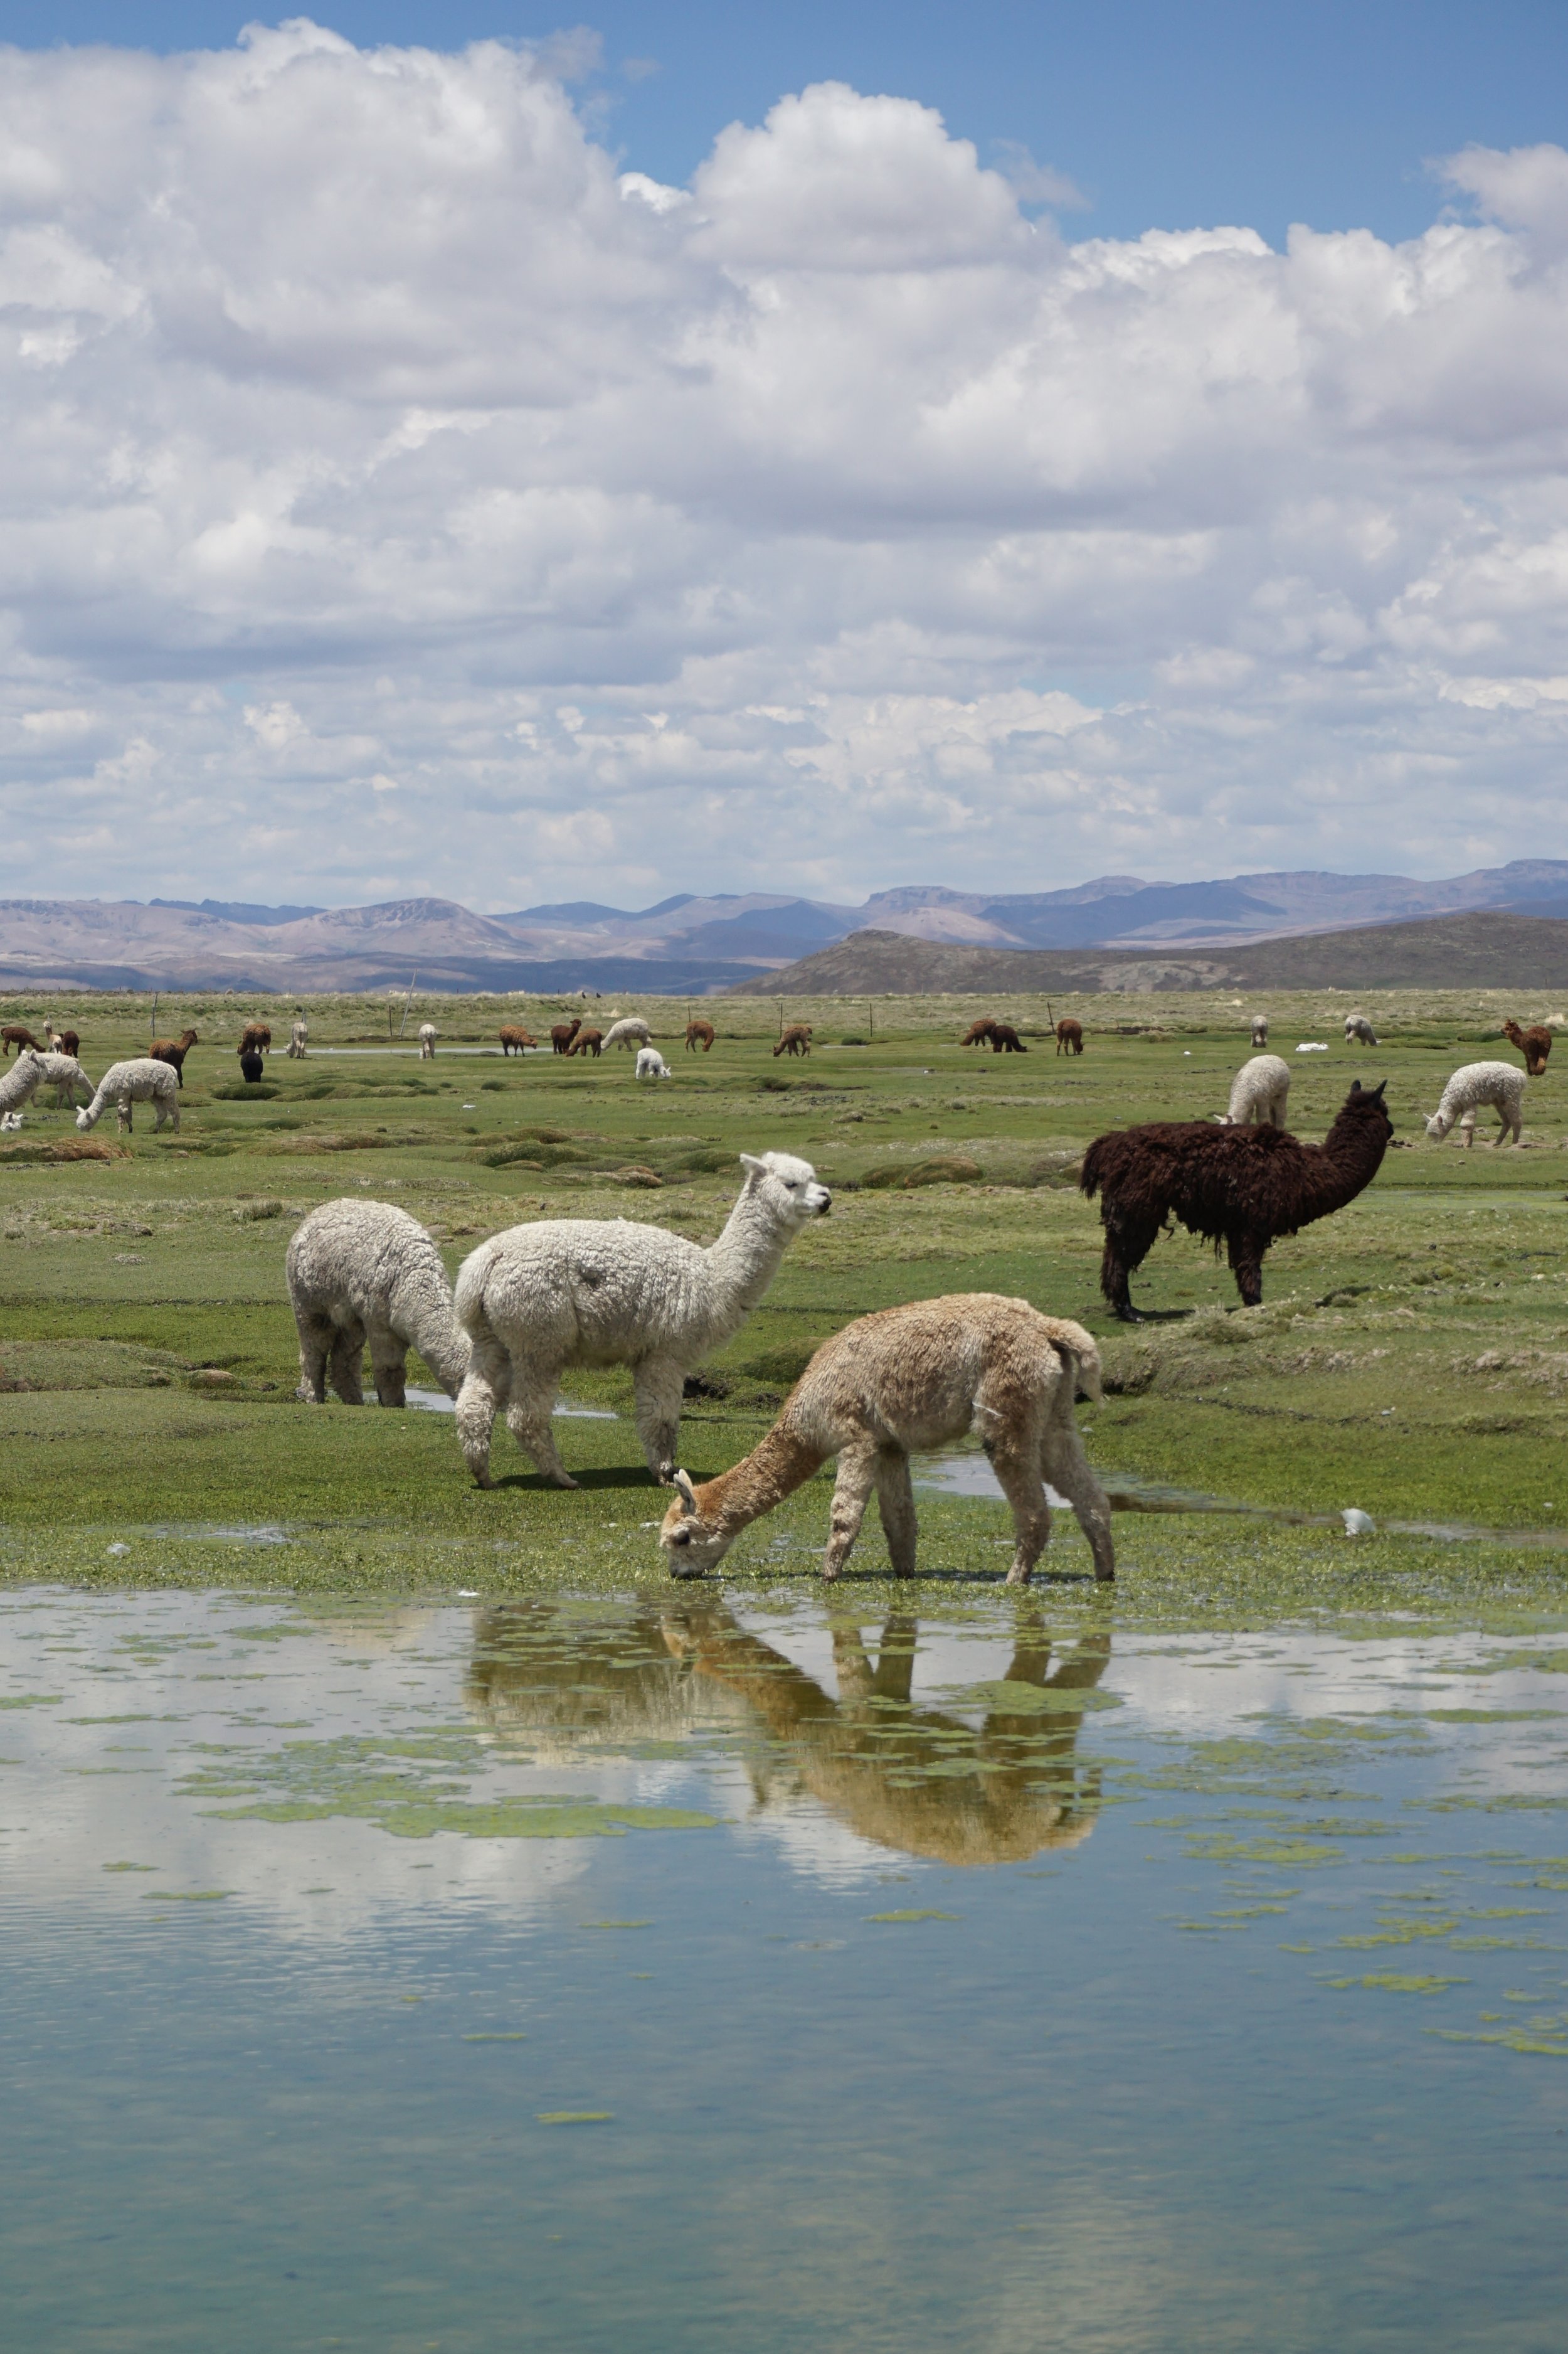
3,1,1566,246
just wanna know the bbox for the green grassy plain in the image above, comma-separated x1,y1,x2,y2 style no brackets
1,983,1564,1615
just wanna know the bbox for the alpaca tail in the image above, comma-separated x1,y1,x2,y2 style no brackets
1078,1134,1115,1201
1042,1317,1103,1404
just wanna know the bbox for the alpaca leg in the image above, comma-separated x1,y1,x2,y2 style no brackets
504,1373,580,1489
824,1441,879,1580
328,1317,366,1405
1459,1110,1476,1149
117,1100,132,1133
986,1437,1054,1587
368,1328,408,1407
1099,1217,1156,1321
1226,1231,1266,1307
631,1356,686,1484
455,1337,513,1488
295,1315,332,1404
873,1449,919,1577
1041,1418,1116,1583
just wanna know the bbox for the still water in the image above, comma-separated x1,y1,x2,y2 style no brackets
3,1584,1566,2351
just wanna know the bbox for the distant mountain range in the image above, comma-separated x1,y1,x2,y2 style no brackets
3,859,1568,994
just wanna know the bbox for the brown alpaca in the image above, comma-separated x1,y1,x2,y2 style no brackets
2,1025,43,1057
684,1020,716,1052
660,1294,1115,1585
239,1023,272,1057
773,1025,813,1057
1503,1018,1552,1077
149,1028,199,1087
498,1026,536,1055
961,1018,1001,1047
45,1025,80,1059
568,1026,603,1057
549,1018,581,1054
1081,1079,1392,1320
989,1023,1027,1053
1055,1018,1083,1056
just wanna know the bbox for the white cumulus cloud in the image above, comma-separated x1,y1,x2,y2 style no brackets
0,24,1566,908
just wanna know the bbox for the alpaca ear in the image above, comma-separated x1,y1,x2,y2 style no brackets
1371,1080,1387,1100
738,1153,765,1177
674,1469,698,1515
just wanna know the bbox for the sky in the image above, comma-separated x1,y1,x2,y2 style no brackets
2,6,1568,912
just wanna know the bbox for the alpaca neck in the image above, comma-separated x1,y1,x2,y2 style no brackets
405,1294,470,1398
1299,1108,1390,1222
694,1421,826,1545
702,1188,802,1338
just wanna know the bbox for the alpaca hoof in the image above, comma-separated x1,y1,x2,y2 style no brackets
548,1471,581,1490
472,1473,495,1490
1114,1306,1145,1324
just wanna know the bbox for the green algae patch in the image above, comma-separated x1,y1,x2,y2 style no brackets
0,1693,61,1708
865,1909,963,1923
948,1679,1122,1714
537,2111,613,2126
464,2032,527,2042
1185,1834,1346,1868
140,1888,233,1902
1325,1971,1470,1994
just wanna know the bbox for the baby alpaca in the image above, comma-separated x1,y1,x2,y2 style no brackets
1426,1061,1525,1149
455,1151,831,1489
603,1018,654,1052
660,1295,1114,1586
418,1023,438,1059
1344,1015,1379,1046
635,1047,674,1080
77,1058,180,1134
287,1197,470,1407
1222,1053,1291,1129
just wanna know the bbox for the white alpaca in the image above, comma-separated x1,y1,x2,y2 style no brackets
604,1017,654,1052
635,1047,673,1081
0,1050,45,1118
455,1150,832,1489
1249,1013,1268,1049
287,1020,309,1059
76,1058,180,1134
1221,1053,1290,1129
418,1023,437,1059
660,1294,1115,1585
1425,1061,1525,1149
1344,1014,1379,1046
287,1198,470,1407
36,1053,92,1109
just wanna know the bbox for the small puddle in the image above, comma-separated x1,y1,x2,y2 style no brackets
406,1389,617,1420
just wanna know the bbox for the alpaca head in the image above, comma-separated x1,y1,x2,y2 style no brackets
739,1149,831,1225
660,1471,731,1577
1342,1078,1392,1139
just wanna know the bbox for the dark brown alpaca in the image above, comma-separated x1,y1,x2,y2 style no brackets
499,1026,536,1055
149,1028,199,1086
239,1023,272,1057
568,1026,603,1057
1080,1079,1392,1320
2,1025,43,1057
1503,1018,1553,1077
1055,1018,1083,1056
961,1018,1001,1047
685,1020,716,1052
988,1023,1027,1053
550,1018,581,1054
774,1025,813,1057
45,1025,80,1058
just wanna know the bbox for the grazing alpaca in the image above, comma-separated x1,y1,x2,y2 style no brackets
1425,1061,1525,1149
1502,1018,1552,1077
76,1058,181,1135
568,1026,603,1057
36,1053,91,1109
603,1017,654,1051
1344,1015,1379,1046
1054,1019,1083,1056
774,1025,812,1058
499,1026,537,1055
454,1151,831,1489
685,1020,716,1053
240,1023,272,1057
287,1197,470,1407
418,1023,438,1059
238,1048,265,1083
45,1025,81,1059
961,1018,1002,1047
0,1050,45,1117
660,1295,1114,1586
286,1019,309,1059
550,1018,582,1055
1081,1079,1392,1319
1249,1014,1268,1049
2,1025,43,1057
635,1047,674,1080
149,1028,199,1087
990,1023,1027,1054
1221,1053,1290,1129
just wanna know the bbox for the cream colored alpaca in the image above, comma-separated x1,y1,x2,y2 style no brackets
603,1017,654,1051
287,1020,309,1058
418,1023,437,1059
77,1058,179,1134
1249,1013,1268,1049
1426,1061,1525,1149
1221,1053,1290,1128
660,1294,1115,1585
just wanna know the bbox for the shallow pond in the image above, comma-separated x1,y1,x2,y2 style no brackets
3,1584,1566,2351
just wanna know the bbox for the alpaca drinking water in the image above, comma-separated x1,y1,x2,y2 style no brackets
454,1152,830,1489
1081,1080,1392,1318
660,1294,1114,1585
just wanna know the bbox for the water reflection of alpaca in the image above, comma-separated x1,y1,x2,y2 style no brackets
465,1600,1110,1868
